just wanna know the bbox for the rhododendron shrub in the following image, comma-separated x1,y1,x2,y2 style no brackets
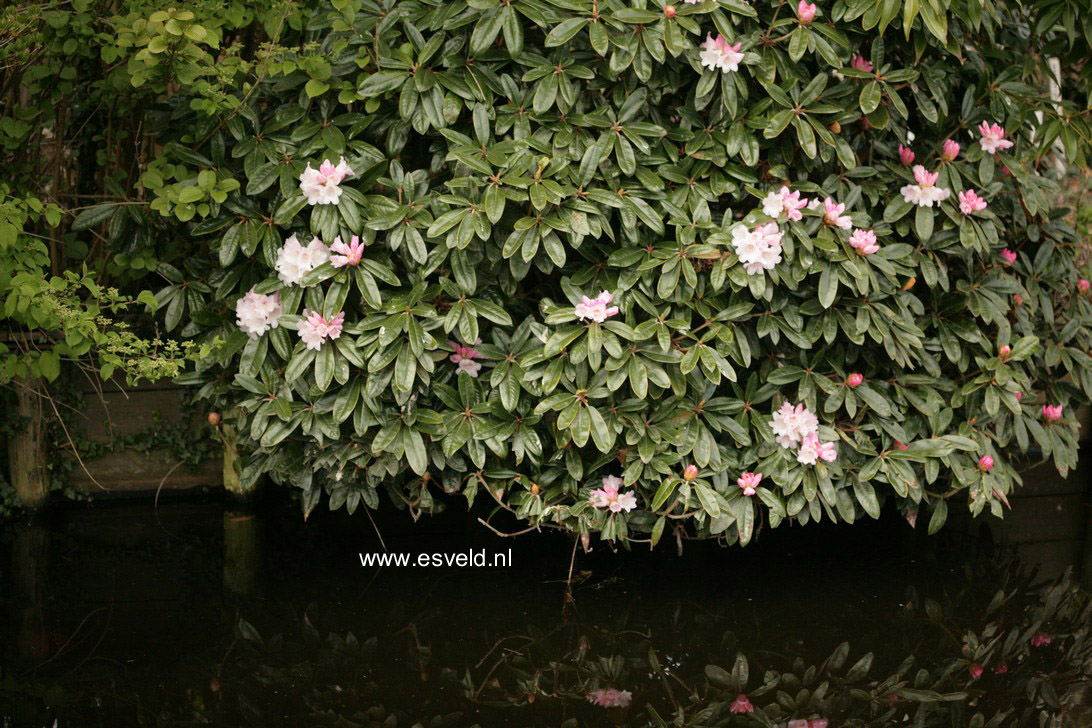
156,0,1092,546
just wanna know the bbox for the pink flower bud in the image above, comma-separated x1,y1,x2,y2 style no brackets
846,373,863,388
797,0,817,24
1078,278,1090,293
1013,293,1024,306
994,661,1008,674
1041,404,1063,422
977,455,994,472
969,663,984,679
683,464,699,481
729,693,754,714
1001,249,1017,266
894,440,909,451
999,345,1011,359
663,4,676,18
897,144,915,165
1015,391,1022,402
941,139,960,162
1030,631,1052,647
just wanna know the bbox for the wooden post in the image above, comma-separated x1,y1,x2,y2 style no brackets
8,377,49,509
220,421,249,500
223,510,260,596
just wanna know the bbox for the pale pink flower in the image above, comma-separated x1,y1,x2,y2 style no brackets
589,475,638,513
297,309,345,350
898,144,915,165
737,472,762,496
977,455,994,472
449,339,483,377
978,121,1014,155
958,189,988,215
1001,248,1017,266
846,373,863,388
762,186,809,222
849,228,879,255
901,165,950,207
574,291,619,323
1078,279,1089,293
797,431,837,465
235,288,282,338
797,1,816,24
699,34,744,73
682,464,699,481
329,235,366,267
730,693,754,713
850,53,873,72
731,222,783,274
771,402,819,448
299,157,353,205
1042,404,1063,422
275,234,330,286
941,139,961,162
587,687,633,707
969,663,984,679
1030,631,1052,647
822,198,852,229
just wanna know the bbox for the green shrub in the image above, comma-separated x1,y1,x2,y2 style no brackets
53,0,1089,544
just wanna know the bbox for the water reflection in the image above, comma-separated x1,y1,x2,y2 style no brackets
2,495,1090,726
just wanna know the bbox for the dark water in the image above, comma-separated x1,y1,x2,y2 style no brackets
1,481,1090,727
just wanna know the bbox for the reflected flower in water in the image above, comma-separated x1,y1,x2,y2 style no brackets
587,687,632,708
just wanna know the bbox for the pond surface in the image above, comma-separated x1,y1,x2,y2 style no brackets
1,483,1090,727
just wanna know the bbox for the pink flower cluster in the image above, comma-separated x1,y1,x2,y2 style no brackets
330,235,365,267
449,339,483,377
958,189,988,216
737,472,761,496
732,222,783,274
587,687,632,707
762,186,809,221
796,1,816,24
849,229,879,255
299,157,352,205
575,291,619,323
978,121,1014,155
298,309,345,350
821,198,852,229
771,402,836,465
699,34,744,73
1001,248,1017,266
589,475,637,513
901,165,951,207
235,288,282,338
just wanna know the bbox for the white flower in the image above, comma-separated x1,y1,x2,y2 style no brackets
299,157,353,205
457,358,482,377
770,402,819,449
797,431,837,465
699,34,744,73
275,234,329,286
731,222,783,275
235,288,282,338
